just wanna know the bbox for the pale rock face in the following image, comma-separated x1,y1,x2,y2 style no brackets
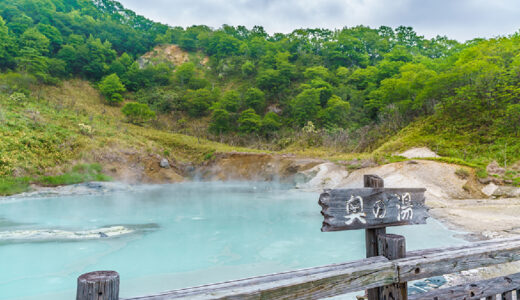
399,147,440,159
295,163,349,190
481,182,498,197
492,186,520,198
335,160,470,203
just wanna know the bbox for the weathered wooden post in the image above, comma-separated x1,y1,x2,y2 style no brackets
319,174,428,300
364,175,386,300
378,234,407,299
76,271,120,300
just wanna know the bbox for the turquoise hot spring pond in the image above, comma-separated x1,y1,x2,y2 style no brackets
0,182,465,299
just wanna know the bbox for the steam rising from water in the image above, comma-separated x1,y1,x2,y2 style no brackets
0,182,464,300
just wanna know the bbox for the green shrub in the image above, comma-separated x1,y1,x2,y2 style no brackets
121,102,156,125
99,73,126,105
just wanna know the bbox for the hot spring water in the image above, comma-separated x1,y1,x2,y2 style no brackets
0,182,465,299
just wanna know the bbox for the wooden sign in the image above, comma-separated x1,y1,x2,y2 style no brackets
319,187,428,232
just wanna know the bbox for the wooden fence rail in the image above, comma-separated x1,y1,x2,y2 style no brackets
76,236,520,300
408,273,520,300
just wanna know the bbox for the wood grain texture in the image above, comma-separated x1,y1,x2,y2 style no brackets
122,237,520,300
77,271,119,300
364,174,385,300
378,234,407,300
364,174,384,188
124,257,394,300
408,272,520,300
366,227,386,300
319,188,428,231
397,238,520,282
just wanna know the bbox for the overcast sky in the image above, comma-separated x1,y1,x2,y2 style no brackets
117,0,520,41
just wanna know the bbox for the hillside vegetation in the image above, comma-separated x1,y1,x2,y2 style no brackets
1,0,520,194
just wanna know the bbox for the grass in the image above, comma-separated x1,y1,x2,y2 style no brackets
0,79,264,195
0,177,31,196
35,163,111,187
375,116,520,168
0,164,112,196
2,76,519,196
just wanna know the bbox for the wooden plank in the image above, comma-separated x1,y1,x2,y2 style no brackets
319,187,428,231
365,174,385,300
123,237,520,300
408,273,520,300
124,256,395,300
397,238,520,282
378,234,407,300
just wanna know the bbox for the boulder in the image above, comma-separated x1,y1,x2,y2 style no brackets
159,158,170,169
492,186,520,198
481,182,498,197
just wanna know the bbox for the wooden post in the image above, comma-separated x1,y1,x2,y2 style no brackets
77,271,119,300
365,175,385,300
378,234,407,300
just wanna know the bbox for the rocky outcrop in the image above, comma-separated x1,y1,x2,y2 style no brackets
89,148,184,184
486,161,506,176
331,160,480,203
197,153,485,201
294,162,349,189
195,152,323,182
399,147,440,159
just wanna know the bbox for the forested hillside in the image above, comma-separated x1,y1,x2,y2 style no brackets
1,0,520,190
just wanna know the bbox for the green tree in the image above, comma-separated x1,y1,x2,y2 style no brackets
16,48,49,82
261,112,281,134
244,87,266,113
238,108,261,133
256,69,288,96
212,90,241,112
503,104,520,136
121,102,156,125
175,62,195,86
304,66,332,82
0,16,15,70
57,45,78,75
318,96,350,128
241,60,255,76
209,108,232,134
36,24,63,53
290,88,321,126
185,88,215,117
99,73,126,105
20,27,50,55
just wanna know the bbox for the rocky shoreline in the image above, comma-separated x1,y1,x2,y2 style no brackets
4,150,520,295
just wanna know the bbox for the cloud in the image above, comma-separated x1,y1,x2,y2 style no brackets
117,0,520,41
